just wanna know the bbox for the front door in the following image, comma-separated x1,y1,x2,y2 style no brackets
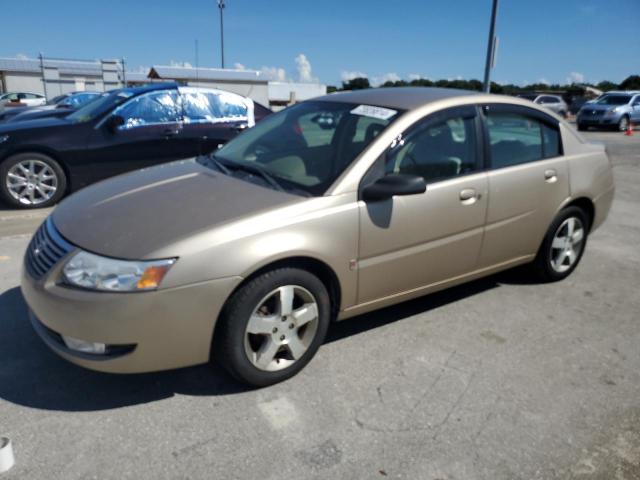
357,106,488,305
81,89,184,186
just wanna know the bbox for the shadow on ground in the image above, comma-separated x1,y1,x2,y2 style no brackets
0,268,530,412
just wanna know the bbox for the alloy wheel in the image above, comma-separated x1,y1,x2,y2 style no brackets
549,216,585,273
243,285,319,372
6,159,58,206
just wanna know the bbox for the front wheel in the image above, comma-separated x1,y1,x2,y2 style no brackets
532,206,589,282
0,152,67,208
213,268,331,387
618,115,630,132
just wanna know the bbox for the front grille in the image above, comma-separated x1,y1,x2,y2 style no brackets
25,218,73,279
582,109,604,116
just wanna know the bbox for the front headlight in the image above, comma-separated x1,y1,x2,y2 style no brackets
0,134,9,144
606,107,620,116
62,251,176,292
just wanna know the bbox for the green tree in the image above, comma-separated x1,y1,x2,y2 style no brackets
341,77,370,90
619,75,640,90
596,81,618,92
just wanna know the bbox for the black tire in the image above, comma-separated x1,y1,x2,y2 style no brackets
0,152,67,209
618,115,630,132
577,123,587,131
531,206,589,282
213,267,331,387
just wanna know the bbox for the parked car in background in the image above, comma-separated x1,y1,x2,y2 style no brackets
21,87,614,386
517,93,568,117
0,83,270,208
0,92,46,108
0,91,102,123
577,91,640,131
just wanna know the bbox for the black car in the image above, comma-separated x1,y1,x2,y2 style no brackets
0,91,102,124
0,83,271,208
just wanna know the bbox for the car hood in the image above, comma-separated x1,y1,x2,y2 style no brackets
52,159,303,259
581,104,619,112
0,116,71,133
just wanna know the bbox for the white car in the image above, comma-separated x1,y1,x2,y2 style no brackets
0,92,46,108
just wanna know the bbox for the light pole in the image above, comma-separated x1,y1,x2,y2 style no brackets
217,0,226,69
483,0,499,93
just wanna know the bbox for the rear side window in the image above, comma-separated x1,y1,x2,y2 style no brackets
181,91,249,124
486,111,560,168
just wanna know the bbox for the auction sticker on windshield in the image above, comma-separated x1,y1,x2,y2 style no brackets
350,104,397,120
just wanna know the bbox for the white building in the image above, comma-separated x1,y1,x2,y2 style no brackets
0,57,125,98
0,56,327,108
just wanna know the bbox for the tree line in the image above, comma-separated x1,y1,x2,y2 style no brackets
330,75,640,96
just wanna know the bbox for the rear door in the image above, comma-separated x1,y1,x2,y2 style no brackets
477,104,568,269
179,88,254,156
82,89,185,183
357,106,489,304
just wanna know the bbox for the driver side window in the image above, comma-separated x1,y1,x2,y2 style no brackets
385,112,478,183
115,90,180,129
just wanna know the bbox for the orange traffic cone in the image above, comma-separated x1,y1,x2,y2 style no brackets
624,121,634,136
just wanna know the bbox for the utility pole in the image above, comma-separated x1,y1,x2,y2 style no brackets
217,0,226,69
121,57,127,87
38,53,48,100
483,0,499,93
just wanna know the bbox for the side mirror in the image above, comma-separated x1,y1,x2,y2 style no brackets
362,174,426,202
106,114,125,132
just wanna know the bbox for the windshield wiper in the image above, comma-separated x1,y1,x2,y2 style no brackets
205,154,231,175
222,159,285,192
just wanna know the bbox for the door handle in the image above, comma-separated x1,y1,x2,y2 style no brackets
544,169,558,183
163,127,180,137
459,188,480,204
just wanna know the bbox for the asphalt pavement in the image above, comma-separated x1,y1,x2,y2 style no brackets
0,128,639,479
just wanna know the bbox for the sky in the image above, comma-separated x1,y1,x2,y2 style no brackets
0,0,638,87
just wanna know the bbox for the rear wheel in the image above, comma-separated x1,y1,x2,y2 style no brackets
532,206,589,282
0,152,66,208
214,268,331,387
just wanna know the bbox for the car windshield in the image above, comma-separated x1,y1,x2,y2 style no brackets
210,101,402,196
66,90,134,123
594,95,631,106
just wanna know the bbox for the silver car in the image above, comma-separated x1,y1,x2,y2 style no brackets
517,94,568,118
577,91,640,131
21,88,614,387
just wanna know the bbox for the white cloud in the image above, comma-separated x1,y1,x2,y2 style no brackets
295,53,317,83
408,73,423,81
260,66,287,82
15,53,29,60
169,60,193,68
567,72,585,84
341,70,368,82
538,78,550,85
371,72,401,86
233,62,246,70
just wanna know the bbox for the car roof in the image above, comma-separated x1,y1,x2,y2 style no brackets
116,82,179,96
314,87,480,111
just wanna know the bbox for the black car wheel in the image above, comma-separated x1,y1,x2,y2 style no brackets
0,152,67,208
531,206,589,282
213,267,331,387
618,115,630,132
577,123,587,131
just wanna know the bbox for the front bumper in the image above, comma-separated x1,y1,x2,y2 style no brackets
577,113,621,126
21,263,242,374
